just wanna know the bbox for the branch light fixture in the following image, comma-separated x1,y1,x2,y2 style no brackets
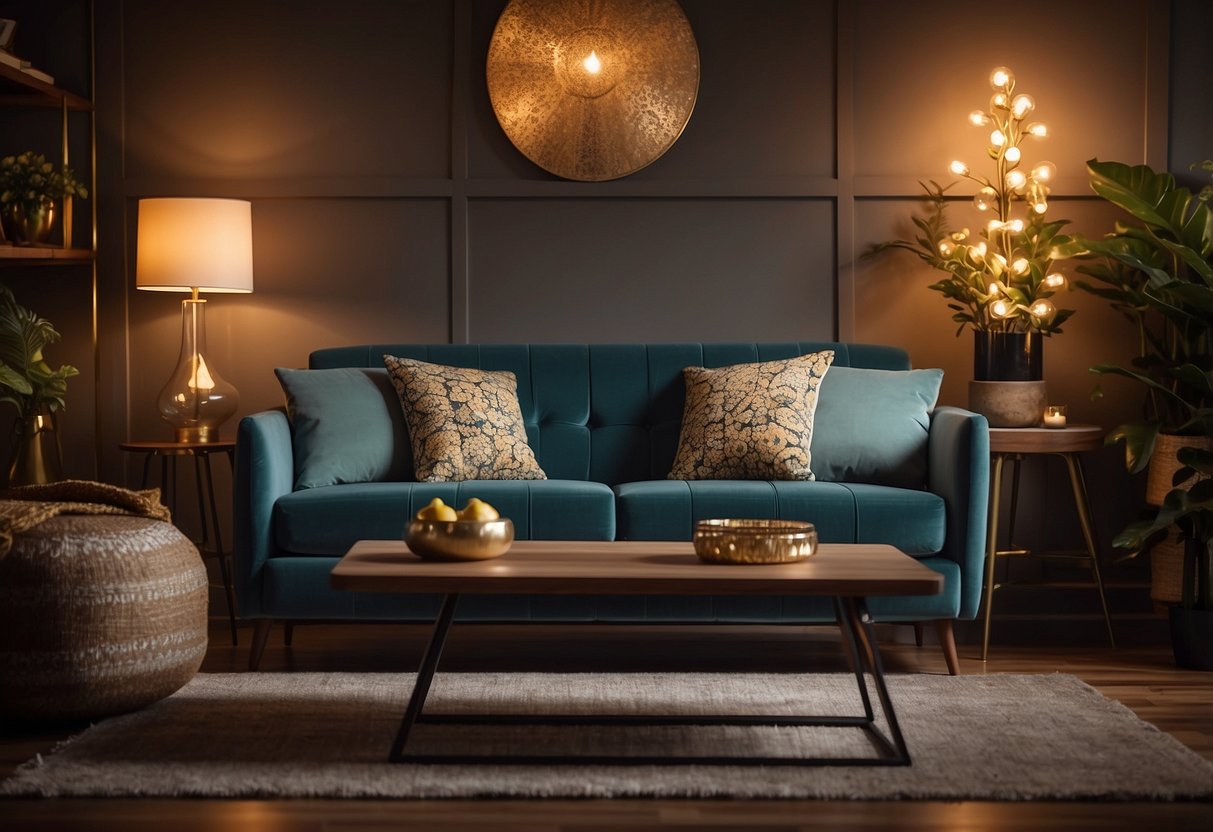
486,0,699,182
135,198,253,443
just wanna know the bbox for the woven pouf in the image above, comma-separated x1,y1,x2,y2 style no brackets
0,514,208,721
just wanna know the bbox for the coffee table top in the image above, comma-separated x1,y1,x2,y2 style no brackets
331,539,942,597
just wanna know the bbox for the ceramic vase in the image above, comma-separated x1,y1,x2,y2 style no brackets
968,331,1047,427
0,200,56,246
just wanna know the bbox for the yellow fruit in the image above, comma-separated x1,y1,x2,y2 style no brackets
458,497,500,521
416,497,458,522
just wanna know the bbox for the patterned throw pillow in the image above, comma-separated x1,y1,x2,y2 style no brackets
383,355,547,483
667,351,834,481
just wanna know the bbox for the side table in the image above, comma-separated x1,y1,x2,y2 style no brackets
120,440,238,646
982,425,1115,660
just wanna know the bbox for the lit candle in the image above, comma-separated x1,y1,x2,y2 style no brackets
1043,405,1067,428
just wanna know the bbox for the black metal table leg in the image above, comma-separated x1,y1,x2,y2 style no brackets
390,592,461,763
388,594,911,766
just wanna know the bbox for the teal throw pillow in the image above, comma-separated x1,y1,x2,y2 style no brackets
275,367,411,490
810,366,943,489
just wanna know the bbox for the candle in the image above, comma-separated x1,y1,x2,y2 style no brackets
1043,405,1067,428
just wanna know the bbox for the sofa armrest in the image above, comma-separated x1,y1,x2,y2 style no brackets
234,410,294,618
928,406,990,620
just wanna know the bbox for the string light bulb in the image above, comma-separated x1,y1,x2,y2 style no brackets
969,110,991,127
1031,161,1057,183
990,129,1007,147
1006,169,1027,190
1044,272,1066,288
950,160,969,176
1011,94,1035,118
990,66,1014,89
1004,145,1022,163
1026,122,1048,138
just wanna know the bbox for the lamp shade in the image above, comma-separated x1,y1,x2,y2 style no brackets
136,198,254,293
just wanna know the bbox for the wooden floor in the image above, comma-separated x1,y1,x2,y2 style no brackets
2,620,1211,831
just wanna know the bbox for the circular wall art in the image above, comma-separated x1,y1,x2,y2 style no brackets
486,0,700,182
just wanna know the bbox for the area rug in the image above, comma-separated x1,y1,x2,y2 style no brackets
4,672,1212,801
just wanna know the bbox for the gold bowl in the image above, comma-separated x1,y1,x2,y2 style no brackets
692,519,818,564
405,518,515,562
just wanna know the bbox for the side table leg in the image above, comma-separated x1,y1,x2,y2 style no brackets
982,453,1006,661
390,593,460,763
200,452,238,646
1062,452,1116,648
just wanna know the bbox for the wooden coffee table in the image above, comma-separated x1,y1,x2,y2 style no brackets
331,539,943,767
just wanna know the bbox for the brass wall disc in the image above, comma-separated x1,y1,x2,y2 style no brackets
487,0,700,182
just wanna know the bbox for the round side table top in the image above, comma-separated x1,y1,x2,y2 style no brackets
988,424,1105,454
120,439,236,454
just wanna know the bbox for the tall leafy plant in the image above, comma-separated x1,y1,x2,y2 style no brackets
1070,159,1213,611
0,284,78,419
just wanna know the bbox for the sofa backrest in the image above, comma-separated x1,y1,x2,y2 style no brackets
309,343,910,486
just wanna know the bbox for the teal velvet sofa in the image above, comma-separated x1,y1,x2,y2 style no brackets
235,343,989,672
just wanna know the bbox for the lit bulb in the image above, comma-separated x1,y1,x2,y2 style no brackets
990,93,1010,111
582,50,602,74
939,239,956,257
991,299,1013,318
991,253,1008,268
1005,219,1025,233
1026,122,1048,138
1030,299,1056,320
1006,170,1027,190
988,282,1000,296
969,110,991,127
973,187,997,212
1032,161,1057,183
951,229,969,242
1004,146,1022,164
950,160,969,176
987,219,1004,233
1044,272,1066,288
989,66,1015,90
1033,200,1049,214
975,241,988,258
1011,94,1035,118
1011,258,1030,275
990,129,1007,147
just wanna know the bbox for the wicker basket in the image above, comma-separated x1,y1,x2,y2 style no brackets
0,515,207,721
1146,433,1211,507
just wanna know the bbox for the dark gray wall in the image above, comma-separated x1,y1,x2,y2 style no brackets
3,0,1207,636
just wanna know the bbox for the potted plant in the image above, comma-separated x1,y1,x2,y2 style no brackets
0,151,88,245
0,283,78,484
868,67,1074,426
1069,158,1213,668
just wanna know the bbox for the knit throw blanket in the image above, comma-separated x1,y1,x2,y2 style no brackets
0,480,171,559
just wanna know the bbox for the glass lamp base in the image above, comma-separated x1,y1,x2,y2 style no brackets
173,426,223,444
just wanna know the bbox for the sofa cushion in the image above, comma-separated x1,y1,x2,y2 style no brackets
811,366,943,489
383,355,546,483
613,479,945,557
275,367,411,490
274,480,615,555
667,351,834,481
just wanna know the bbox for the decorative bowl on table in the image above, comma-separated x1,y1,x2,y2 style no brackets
692,518,818,564
405,518,515,562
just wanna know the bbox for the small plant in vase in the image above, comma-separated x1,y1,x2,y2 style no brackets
0,283,79,484
0,151,88,246
869,67,1075,426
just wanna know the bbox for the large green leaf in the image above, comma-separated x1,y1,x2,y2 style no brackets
1105,420,1161,474
1088,159,1175,229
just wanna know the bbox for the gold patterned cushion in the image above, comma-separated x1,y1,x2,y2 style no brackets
667,351,834,481
383,355,547,483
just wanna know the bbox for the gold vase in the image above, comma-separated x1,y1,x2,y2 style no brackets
8,411,63,486
0,201,56,246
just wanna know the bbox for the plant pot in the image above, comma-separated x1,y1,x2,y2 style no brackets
1146,433,1212,506
974,331,1043,382
1169,605,1213,671
0,200,56,245
968,380,1048,428
8,411,63,486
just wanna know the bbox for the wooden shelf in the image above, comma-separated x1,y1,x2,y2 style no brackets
0,62,91,110
0,245,94,266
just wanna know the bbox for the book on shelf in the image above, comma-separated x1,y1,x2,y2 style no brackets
0,49,23,69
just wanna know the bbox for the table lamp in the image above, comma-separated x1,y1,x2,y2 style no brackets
136,198,253,443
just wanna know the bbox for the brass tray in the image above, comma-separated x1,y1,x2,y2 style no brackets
692,518,818,565
405,518,515,562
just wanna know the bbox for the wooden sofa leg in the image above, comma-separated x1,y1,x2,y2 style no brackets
284,622,294,647
249,619,273,671
912,622,925,647
934,619,961,676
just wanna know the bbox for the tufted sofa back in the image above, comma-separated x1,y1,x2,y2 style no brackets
310,343,910,486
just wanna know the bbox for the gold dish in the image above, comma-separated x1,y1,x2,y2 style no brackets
405,518,515,562
692,519,818,564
